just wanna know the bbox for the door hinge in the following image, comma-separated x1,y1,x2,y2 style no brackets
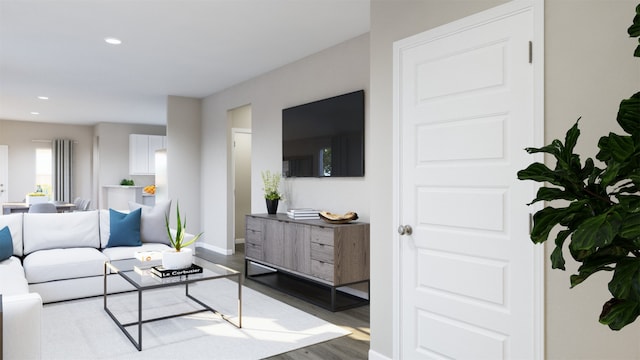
529,213,534,234
528,41,533,64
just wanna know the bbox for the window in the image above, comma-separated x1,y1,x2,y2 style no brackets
35,147,52,195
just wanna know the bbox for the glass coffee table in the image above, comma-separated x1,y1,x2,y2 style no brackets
104,259,242,351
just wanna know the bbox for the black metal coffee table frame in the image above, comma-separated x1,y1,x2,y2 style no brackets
104,259,242,351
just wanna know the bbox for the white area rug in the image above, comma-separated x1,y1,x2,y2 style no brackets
41,279,349,359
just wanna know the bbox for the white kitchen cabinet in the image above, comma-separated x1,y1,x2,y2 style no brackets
129,134,166,175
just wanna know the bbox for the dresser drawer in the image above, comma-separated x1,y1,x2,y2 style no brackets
245,241,263,260
246,217,264,232
246,228,263,244
311,259,334,282
310,227,333,246
311,242,334,263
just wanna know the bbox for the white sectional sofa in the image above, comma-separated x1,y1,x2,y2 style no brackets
1,204,187,359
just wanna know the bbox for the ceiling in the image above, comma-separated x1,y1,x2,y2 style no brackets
0,0,370,126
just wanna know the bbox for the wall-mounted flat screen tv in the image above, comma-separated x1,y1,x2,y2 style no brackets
282,90,364,177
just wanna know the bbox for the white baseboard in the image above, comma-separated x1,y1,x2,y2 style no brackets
368,349,392,360
196,243,232,255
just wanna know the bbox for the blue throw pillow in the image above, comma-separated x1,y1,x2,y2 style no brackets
107,208,142,248
0,226,13,261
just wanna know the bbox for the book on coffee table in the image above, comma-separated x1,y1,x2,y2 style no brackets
150,264,203,278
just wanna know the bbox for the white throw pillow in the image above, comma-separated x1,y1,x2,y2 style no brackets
128,200,172,245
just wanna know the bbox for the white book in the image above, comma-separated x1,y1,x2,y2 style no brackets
287,209,319,215
288,214,320,219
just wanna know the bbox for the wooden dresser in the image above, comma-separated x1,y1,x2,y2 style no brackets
245,213,369,311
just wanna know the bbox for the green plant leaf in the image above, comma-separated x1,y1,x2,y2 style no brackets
563,120,581,159
527,187,576,205
569,247,620,287
524,139,563,157
530,202,589,244
617,93,640,134
629,9,640,36
570,212,622,252
599,162,622,190
597,133,635,163
608,258,640,300
550,230,572,270
618,195,640,212
550,246,565,270
581,158,596,181
620,213,640,239
599,298,640,330
629,5,640,58
165,202,202,252
517,163,563,187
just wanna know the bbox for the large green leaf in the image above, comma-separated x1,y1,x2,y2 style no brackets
563,120,581,161
597,133,636,174
517,162,564,187
599,162,623,190
530,201,591,244
620,213,640,239
524,139,563,158
617,93,640,134
618,195,640,213
570,246,621,287
599,298,640,330
608,258,640,300
628,4,640,58
570,212,622,252
527,187,576,205
629,4,640,37
550,229,572,270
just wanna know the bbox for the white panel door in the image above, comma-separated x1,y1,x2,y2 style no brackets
394,2,542,359
0,145,7,204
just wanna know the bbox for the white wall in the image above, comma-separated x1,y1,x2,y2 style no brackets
544,1,640,358
369,0,640,359
166,96,202,234
94,122,165,209
201,33,369,254
0,119,93,203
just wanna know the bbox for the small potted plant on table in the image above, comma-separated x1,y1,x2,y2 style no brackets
162,203,202,270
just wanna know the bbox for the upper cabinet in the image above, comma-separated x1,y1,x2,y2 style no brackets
129,134,166,175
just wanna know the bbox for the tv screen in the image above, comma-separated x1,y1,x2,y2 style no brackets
282,90,364,177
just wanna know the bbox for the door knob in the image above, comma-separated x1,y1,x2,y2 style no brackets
398,225,413,235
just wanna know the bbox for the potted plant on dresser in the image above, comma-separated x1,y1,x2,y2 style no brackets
162,203,202,269
261,170,282,214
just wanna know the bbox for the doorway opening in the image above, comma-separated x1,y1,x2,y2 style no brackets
230,105,252,248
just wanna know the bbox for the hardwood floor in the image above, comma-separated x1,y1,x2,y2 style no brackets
195,244,370,360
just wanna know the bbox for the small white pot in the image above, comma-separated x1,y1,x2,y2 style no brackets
162,247,193,270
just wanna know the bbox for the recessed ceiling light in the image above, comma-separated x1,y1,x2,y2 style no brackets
104,37,122,45
37,96,49,100
31,112,40,115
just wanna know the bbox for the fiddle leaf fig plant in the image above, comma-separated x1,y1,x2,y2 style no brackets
517,4,640,330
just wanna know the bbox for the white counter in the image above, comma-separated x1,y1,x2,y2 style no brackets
102,186,143,210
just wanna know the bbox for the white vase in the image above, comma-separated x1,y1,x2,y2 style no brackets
161,247,193,270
